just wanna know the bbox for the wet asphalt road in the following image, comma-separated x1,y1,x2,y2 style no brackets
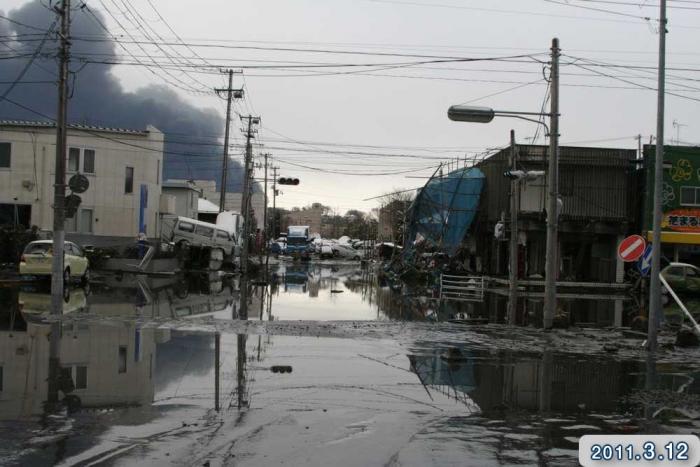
0,261,699,466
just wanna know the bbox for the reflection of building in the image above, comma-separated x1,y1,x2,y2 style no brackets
408,349,639,414
0,121,164,245
0,308,168,419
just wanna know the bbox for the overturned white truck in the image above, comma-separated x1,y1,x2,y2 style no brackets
161,211,242,270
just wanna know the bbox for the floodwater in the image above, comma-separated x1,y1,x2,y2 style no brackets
0,262,698,466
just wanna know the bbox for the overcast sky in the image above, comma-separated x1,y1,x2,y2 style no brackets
3,0,698,212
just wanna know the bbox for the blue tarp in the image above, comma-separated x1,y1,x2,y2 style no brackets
405,166,485,257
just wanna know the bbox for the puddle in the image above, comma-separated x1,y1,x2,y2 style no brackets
0,265,698,465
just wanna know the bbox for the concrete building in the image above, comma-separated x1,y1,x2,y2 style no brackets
190,179,266,230
162,180,202,219
0,120,164,245
284,205,324,236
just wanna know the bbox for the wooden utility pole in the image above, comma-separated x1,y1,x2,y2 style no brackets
239,115,259,275
215,69,242,212
50,0,71,315
508,129,519,325
543,37,560,329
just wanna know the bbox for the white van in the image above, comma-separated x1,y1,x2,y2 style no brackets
161,216,237,256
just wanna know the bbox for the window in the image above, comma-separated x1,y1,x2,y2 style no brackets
68,147,96,173
68,147,80,172
80,209,93,233
0,142,10,168
178,221,194,232
0,366,3,391
125,167,134,194
195,224,214,237
83,149,95,173
156,159,160,185
680,186,700,206
75,366,87,389
118,346,127,373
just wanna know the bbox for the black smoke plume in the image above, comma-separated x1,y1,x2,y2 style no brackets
0,1,243,192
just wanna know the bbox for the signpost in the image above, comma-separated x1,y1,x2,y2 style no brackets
638,244,653,277
618,234,646,263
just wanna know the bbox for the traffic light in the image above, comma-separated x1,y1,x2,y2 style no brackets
278,177,299,185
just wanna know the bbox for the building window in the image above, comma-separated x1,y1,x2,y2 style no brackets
80,209,93,233
156,159,160,185
680,186,700,206
0,142,11,168
83,149,95,173
68,147,80,172
125,167,134,194
118,346,127,373
68,147,96,173
0,366,3,391
75,366,87,389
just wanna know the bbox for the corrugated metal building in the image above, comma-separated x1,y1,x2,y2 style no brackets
467,144,638,325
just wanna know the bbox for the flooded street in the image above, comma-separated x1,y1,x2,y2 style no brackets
0,263,699,466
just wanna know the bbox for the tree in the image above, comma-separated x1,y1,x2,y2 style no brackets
378,189,414,244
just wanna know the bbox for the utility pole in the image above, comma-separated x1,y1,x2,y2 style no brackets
272,166,278,240
648,0,667,352
508,129,519,326
239,115,260,275
215,69,243,212
543,37,560,329
637,134,643,159
50,0,71,316
263,153,270,271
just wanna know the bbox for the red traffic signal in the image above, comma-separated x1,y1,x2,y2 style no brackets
278,177,299,185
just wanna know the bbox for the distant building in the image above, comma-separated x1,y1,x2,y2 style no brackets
162,180,202,220
284,204,323,236
186,179,266,230
0,120,164,245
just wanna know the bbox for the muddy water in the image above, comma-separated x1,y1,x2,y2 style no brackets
0,263,697,466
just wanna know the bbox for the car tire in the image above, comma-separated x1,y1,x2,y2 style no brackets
81,268,90,286
63,268,70,286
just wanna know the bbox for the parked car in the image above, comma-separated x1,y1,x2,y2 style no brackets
19,240,90,284
661,262,700,295
333,243,362,260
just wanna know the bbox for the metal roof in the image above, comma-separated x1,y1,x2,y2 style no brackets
0,119,150,136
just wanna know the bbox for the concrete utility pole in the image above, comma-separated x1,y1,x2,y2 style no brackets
508,129,519,325
215,69,243,212
262,153,270,271
543,37,560,329
50,0,71,315
648,0,667,352
239,115,260,275
272,166,278,239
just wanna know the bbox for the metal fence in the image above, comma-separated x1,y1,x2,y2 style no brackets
440,274,485,302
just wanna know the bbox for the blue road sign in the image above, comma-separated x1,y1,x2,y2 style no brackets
638,244,653,277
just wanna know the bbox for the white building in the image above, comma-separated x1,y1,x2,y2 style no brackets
0,120,164,245
193,179,266,230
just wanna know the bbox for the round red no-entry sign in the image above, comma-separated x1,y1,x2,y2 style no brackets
618,234,646,262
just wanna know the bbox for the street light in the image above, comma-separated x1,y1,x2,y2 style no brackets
447,37,560,330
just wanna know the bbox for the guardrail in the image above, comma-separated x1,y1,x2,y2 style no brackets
659,273,700,335
440,274,485,302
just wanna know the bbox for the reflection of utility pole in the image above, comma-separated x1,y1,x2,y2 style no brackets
236,333,248,409
215,69,243,212
214,332,220,411
51,0,71,314
240,115,260,275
